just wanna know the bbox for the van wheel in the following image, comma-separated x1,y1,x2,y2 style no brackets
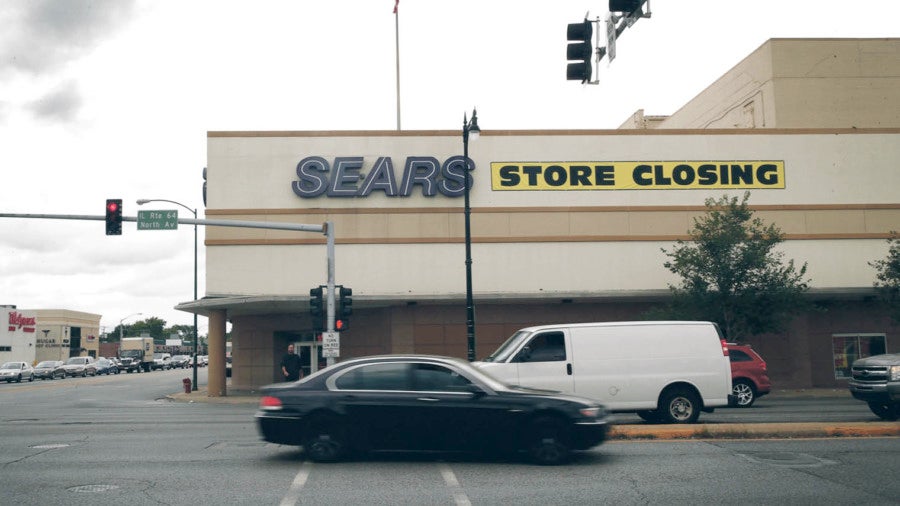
659,388,701,424
867,402,900,421
304,416,347,463
637,410,662,423
731,379,757,408
526,416,572,465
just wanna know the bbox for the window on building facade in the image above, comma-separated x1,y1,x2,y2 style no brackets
832,333,887,379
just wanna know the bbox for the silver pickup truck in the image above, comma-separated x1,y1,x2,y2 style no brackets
848,353,900,421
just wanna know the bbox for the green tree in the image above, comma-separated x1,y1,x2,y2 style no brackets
869,232,900,323
649,192,811,341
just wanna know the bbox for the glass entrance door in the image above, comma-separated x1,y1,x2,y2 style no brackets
295,341,324,378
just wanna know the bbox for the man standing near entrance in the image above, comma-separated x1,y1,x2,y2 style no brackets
280,344,302,382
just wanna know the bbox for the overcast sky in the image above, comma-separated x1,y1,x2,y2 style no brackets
1,0,898,335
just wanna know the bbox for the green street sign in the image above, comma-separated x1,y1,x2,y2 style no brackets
137,210,178,230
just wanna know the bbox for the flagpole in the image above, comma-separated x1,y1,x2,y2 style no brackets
394,0,401,130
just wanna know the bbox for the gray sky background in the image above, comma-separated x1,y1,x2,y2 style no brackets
2,0,898,334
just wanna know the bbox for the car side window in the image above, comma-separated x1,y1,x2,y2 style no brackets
411,363,473,392
515,331,566,363
334,363,412,391
730,350,752,362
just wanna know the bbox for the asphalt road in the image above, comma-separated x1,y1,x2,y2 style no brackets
1,369,899,505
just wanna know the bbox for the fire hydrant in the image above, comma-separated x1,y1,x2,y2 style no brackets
182,378,192,394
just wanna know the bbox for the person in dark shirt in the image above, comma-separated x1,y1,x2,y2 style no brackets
280,344,303,381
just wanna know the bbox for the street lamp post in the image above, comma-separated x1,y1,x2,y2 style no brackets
462,108,480,362
137,198,199,391
119,312,143,342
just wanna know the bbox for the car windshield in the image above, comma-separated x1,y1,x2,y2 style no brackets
36,361,56,368
1,362,20,369
66,358,85,365
481,330,532,363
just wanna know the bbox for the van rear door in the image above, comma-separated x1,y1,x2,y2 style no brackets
508,330,575,394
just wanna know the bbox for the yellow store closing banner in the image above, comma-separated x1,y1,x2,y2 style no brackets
490,161,785,190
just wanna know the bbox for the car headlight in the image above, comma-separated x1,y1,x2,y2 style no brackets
890,365,900,381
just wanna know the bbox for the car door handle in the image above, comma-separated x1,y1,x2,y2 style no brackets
567,363,572,376
417,397,440,402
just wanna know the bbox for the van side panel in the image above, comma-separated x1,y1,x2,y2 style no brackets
569,323,731,410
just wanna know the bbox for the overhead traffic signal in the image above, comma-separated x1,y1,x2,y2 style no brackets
609,0,642,14
105,199,122,235
566,20,593,83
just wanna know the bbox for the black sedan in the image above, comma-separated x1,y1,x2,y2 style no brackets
256,355,610,465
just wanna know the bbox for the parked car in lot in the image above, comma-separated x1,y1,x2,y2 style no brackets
728,343,772,407
33,360,66,380
94,358,119,375
0,361,35,383
60,356,97,377
256,355,611,465
170,355,191,369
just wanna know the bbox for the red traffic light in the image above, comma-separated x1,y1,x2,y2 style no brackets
107,201,119,213
335,319,347,331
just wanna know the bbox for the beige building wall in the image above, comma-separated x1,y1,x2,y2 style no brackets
205,130,899,302
635,38,900,130
33,309,102,362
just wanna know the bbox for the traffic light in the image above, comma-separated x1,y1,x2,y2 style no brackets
566,20,593,83
105,199,122,235
309,286,324,332
335,318,348,331
338,286,352,318
609,0,642,13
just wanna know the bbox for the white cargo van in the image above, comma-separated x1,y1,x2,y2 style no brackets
474,321,733,423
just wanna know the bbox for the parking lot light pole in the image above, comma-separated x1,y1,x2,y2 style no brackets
137,198,199,391
462,108,480,362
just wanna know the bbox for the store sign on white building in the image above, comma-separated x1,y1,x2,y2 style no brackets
2,308,37,363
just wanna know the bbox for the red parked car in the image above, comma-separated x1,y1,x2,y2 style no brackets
728,343,772,407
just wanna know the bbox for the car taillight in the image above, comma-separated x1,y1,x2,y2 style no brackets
721,339,729,356
259,396,283,410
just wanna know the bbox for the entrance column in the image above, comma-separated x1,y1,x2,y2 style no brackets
208,309,227,397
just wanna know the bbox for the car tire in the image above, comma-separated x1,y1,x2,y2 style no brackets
526,415,572,465
81,371,86,377
659,388,701,424
303,415,348,463
731,379,757,408
867,402,900,421
16,374,22,383
28,374,34,382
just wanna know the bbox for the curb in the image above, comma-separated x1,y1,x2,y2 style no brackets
609,422,900,440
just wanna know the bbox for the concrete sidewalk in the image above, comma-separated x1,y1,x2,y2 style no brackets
167,385,899,440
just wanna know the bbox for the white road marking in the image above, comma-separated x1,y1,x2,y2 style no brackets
279,461,313,506
439,464,472,506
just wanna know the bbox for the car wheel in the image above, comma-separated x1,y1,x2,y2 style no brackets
16,374,22,383
526,416,572,465
81,371,86,377
659,388,701,424
867,402,900,421
731,379,756,408
28,374,34,382
304,416,347,463
637,410,662,423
